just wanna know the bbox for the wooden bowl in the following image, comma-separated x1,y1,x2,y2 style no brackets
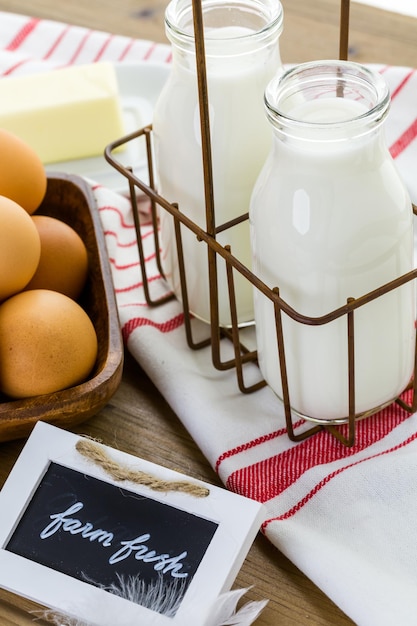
0,173,124,442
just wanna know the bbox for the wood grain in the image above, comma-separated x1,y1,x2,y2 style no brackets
279,0,417,66
0,1,416,624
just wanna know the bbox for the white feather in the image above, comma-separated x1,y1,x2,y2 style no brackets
205,587,269,626
34,583,268,625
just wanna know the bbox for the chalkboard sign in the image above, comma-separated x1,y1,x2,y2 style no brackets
6,461,218,614
0,422,264,626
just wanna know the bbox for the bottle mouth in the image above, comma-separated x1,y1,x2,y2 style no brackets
265,60,390,140
165,0,283,51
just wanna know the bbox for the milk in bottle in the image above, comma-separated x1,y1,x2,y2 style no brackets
250,61,416,422
152,0,283,327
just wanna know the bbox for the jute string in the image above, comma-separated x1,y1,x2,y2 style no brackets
75,439,210,498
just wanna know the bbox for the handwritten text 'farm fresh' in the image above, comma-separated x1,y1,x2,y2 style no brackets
40,502,188,578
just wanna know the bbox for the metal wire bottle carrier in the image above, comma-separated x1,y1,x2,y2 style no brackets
105,0,417,447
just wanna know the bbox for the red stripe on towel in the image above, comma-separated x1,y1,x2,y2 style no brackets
92,34,114,62
109,257,141,271
262,428,417,530
1,58,31,75
102,230,139,248
66,29,93,65
118,38,135,61
390,68,416,99
109,249,157,269
114,274,162,294
226,391,413,502
390,117,417,159
143,42,157,60
5,17,40,50
43,25,70,59
122,313,184,342
99,205,136,230
214,420,304,473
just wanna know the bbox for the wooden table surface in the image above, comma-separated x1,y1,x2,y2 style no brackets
0,1,416,624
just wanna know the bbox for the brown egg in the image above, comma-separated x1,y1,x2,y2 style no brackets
25,215,89,300
0,289,98,399
0,195,41,302
0,128,47,214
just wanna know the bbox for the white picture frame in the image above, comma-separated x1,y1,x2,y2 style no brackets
0,421,264,626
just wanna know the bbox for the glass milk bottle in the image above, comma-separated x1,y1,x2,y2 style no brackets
152,0,283,326
250,60,416,422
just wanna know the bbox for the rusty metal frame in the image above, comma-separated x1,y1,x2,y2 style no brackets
105,0,417,447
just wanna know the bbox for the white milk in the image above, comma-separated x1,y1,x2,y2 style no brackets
250,95,415,422
153,14,282,326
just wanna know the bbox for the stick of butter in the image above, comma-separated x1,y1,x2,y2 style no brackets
0,63,125,164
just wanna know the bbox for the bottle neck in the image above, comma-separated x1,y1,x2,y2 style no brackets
165,0,283,58
265,60,390,146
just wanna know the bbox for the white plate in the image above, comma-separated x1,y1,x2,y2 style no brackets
45,62,170,193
